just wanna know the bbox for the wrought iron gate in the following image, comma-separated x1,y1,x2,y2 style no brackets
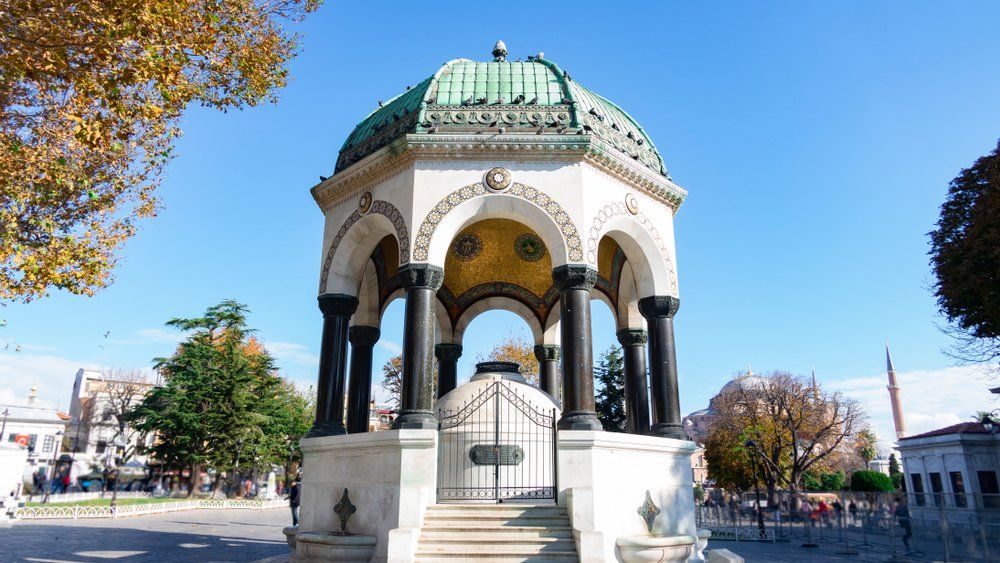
437,381,557,503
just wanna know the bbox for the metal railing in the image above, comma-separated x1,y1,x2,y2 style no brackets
12,498,286,520
697,490,1000,562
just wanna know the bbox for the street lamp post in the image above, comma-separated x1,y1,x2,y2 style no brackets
41,430,65,504
744,439,767,537
0,408,9,439
234,439,244,498
109,437,127,511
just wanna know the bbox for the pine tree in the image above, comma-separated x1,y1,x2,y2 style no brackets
594,346,626,432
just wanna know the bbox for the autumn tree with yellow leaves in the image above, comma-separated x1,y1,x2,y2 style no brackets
482,335,539,386
0,0,320,302
704,370,866,501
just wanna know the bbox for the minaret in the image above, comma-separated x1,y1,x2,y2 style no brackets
885,343,907,440
27,379,38,406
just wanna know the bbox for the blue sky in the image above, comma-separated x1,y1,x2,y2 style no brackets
2,2,999,447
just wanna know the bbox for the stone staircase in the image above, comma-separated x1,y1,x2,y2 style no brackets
415,504,579,562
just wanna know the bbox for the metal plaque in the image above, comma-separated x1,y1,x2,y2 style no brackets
470,444,524,466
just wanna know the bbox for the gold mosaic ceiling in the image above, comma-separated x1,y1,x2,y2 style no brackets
443,219,552,297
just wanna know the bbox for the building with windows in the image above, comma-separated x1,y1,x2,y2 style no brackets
898,421,1000,525
65,369,155,480
0,384,69,485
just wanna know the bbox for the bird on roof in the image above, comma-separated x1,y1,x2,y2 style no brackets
527,96,538,105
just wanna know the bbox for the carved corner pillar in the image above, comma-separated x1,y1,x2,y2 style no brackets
435,343,463,398
552,265,602,431
638,296,685,440
346,326,380,434
616,328,651,435
306,293,358,438
393,264,444,430
534,345,561,405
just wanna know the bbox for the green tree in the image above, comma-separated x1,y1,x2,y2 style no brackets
929,140,1000,368
850,470,894,492
856,429,878,470
888,453,904,491
129,300,306,496
380,355,403,409
1,0,320,303
594,346,626,432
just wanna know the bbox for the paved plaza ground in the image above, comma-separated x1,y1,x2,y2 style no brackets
0,509,938,562
0,507,292,562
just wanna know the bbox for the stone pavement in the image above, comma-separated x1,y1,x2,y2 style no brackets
0,507,292,562
707,539,932,562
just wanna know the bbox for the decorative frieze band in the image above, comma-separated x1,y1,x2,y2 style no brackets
586,200,678,295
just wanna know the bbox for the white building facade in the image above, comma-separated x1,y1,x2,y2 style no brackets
0,386,68,486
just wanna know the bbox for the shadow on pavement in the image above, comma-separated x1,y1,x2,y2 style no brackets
0,524,289,562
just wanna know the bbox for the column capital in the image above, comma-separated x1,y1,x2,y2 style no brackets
399,263,444,290
616,328,648,346
434,343,463,361
318,293,359,318
638,296,680,319
348,325,380,346
534,344,560,362
552,265,598,291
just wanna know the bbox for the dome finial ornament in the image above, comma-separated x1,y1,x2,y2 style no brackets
492,40,508,62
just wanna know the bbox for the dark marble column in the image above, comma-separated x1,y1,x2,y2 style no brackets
639,296,685,439
552,265,602,430
616,328,651,435
306,293,358,438
393,264,444,430
534,345,561,404
435,343,463,398
346,325,380,434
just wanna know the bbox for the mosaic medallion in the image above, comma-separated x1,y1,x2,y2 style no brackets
514,233,546,262
484,167,512,191
358,191,373,214
625,192,639,215
452,233,483,261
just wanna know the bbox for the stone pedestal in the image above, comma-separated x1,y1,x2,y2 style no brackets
298,430,437,562
557,431,699,562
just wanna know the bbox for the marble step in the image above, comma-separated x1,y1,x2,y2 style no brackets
414,556,579,563
427,505,567,516
424,513,568,524
420,535,576,546
421,526,573,539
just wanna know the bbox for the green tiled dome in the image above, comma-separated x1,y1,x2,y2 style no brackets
335,50,667,177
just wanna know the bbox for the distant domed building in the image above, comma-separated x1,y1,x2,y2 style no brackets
683,370,764,443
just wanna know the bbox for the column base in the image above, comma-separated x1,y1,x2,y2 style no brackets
304,422,347,439
391,410,438,430
557,411,603,430
648,423,687,440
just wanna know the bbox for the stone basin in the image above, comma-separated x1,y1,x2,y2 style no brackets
282,525,298,550
616,534,696,563
293,531,377,562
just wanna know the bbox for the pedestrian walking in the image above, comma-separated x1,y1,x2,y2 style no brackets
894,497,912,548
289,476,301,527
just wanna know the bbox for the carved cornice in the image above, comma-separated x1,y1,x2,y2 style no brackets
398,263,444,290
310,134,688,214
638,296,680,320
348,325,381,347
616,328,648,346
318,293,359,318
534,344,561,362
552,264,599,291
434,343,464,361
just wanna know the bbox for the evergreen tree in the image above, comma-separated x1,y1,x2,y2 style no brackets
130,300,311,496
594,346,626,432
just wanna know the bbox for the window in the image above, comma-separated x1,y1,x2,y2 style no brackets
949,471,967,508
911,473,925,506
929,472,944,507
42,434,54,453
978,471,1000,509
95,440,107,455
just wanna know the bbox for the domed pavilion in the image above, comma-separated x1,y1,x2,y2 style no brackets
294,42,704,562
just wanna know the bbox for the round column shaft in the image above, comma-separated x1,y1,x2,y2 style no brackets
306,293,358,438
346,326,380,434
616,328,651,434
435,343,463,398
639,296,685,439
553,265,602,430
393,264,444,430
534,344,561,405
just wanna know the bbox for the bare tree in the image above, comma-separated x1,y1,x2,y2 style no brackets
706,371,866,500
98,368,152,466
